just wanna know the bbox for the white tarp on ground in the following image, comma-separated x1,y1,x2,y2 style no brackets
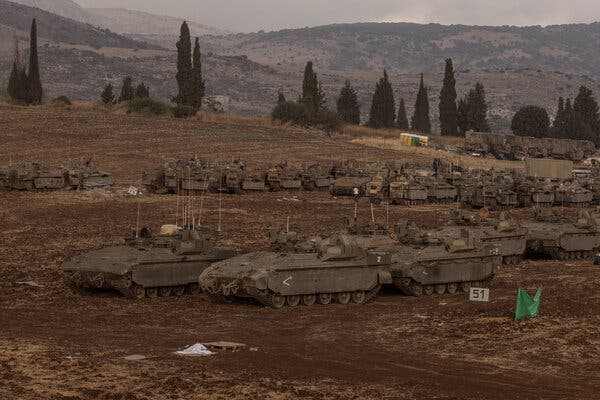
175,344,215,357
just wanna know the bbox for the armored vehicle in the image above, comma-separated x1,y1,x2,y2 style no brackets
524,209,600,259
424,179,457,203
439,210,527,265
241,169,267,193
69,161,115,190
199,234,393,308
62,225,235,298
330,176,371,197
6,162,68,191
266,164,303,192
366,171,389,204
142,160,181,194
208,164,243,194
301,164,332,191
554,183,593,208
388,179,428,205
515,179,555,208
0,168,7,191
387,225,502,296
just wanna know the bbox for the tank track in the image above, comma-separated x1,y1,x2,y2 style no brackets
393,278,489,297
554,249,595,260
246,285,382,308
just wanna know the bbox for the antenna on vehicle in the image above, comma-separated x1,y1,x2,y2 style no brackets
135,198,141,239
286,216,290,234
218,156,223,233
370,202,375,223
385,201,389,230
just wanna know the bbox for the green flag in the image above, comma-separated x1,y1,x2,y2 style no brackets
514,286,543,321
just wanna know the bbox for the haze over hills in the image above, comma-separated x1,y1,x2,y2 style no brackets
200,22,600,79
8,0,230,36
2,1,600,133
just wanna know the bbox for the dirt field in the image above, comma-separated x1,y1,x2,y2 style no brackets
2,104,600,399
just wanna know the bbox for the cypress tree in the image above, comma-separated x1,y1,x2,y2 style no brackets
336,80,360,125
573,86,600,144
466,82,490,132
301,61,325,115
135,82,150,98
439,59,458,136
277,90,286,106
17,68,28,102
397,98,409,130
118,76,135,102
555,97,564,125
27,19,42,104
175,21,193,106
101,83,115,104
367,70,396,129
457,98,469,134
411,73,431,133
191,37,205,111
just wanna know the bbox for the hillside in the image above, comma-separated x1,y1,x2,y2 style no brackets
8,0,229,36
201,22,600,79
0,0,156,51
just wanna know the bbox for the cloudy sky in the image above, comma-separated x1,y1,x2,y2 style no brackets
75,0,600,32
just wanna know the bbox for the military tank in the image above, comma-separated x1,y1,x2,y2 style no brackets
387,224,502,296
199,234,393,308
301,164,332,191
6,162,68,192
388,178,428,205
62,225,235,298
438,210,527,265
524,208,600,260
68,161,115,190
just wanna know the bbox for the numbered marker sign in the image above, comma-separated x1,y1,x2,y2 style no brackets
469,288,490,302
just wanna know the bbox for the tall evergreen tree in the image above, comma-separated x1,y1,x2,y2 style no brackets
135,82,150,98
411,74,431,133
101,83,115,105
277,90,286,106
439,59,458,136
397,98,409,130
301,61,325,115
367,70,396,129
175,21,193,106
573,86,600,144
118,76,135,102
190,37,205,111
468,82,490,132
336,80,360,125
457,98,469,134
27,19,42,104
7,38,24,102
511,105,550,137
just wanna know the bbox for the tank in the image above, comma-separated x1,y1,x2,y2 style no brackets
388,179,428,205
330,176,371,196
366,169,390,204
5,162,68,191
208,163,243,194
554,183,593,208
267,164,302,191
199,234,393,308
62,225,235,298
516,179,555,208
387,225,502,296
69,161,115,190
439,210,527,265
301,164,332,191
524,208,600,259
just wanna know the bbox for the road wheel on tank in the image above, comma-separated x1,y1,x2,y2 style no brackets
187,283,201,295
145,287,158,298
318,293,332,305
408,281,423,296
423,285,434,296
286,295,300,307
459,282,471,293
335,292,351,304
158,287,172,297
434,284,446,295
172,286,185,297
270,293,286,309
351,291,366,304
446,283,458,294
130,284,145,299
302,294,316,306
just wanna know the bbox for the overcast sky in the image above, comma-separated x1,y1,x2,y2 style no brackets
75,0,600,32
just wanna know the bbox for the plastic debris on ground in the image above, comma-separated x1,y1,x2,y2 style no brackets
175,344,215,357
124,354,147,361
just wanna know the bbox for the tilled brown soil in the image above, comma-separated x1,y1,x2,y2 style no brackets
1,104,600,399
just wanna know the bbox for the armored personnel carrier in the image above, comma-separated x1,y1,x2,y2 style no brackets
62,225,235,298
142,160,181,194
6,162,68,192
387,224,502,296
240,169,267,193
554,183,593,208
524,208,600,259
199,234,393,308
515,178,555,208
330,176,371,196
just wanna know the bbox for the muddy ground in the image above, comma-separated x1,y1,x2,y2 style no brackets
1,104,600,399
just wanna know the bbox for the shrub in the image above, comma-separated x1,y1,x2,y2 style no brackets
53,95,72,106
314,109,343,132
172,105,197,118
127,97,169,115
271,101,310,126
